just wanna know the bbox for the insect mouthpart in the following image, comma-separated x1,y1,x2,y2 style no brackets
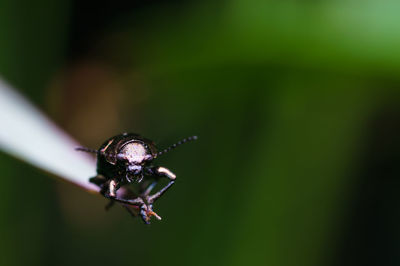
126,165,144,183
127,164,142,174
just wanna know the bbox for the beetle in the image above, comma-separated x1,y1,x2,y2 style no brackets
76,133,197,224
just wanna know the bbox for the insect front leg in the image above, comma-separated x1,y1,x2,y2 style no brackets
91,175,123,200
150,166,176,180
148,180,175,202
100,179,120,198
144,166,176,203
98,179,143,206
140,204,161,224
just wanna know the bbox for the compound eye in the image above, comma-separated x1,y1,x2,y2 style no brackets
144,154,153,161
116,153,127,161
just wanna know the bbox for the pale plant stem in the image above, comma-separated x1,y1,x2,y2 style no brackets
0,77,99,192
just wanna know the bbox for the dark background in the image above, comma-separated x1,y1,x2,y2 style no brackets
0,1,399,266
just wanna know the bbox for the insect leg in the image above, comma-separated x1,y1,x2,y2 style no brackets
144,166,176,203
100,179,145,206
143,182,157,196
108,195,145,206
140,204,161,224
100,179,120,198
150,166,176,180
148,180,175,203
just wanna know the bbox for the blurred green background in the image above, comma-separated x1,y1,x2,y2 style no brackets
0,0,399,266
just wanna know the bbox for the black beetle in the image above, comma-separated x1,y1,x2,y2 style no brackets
76,133,197,224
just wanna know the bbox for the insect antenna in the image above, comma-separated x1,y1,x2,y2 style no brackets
157,136,198,157
75,147,98,154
